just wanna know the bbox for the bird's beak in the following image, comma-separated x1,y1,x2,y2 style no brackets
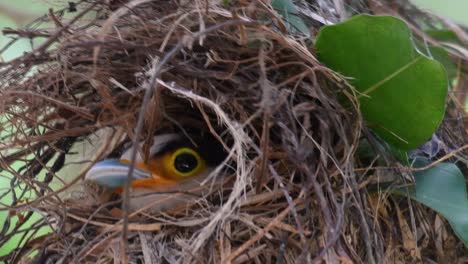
85,159,176,189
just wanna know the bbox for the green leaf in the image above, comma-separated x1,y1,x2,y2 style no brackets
271,0,310,37
357,137,409,166
414,38,457,82
315,15,448,150
426,46,457,81
395,160,468,246
418,29,460,82
425,29,462,44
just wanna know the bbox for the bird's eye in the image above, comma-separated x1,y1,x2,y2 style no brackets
170,148,205,177
174,152,198,173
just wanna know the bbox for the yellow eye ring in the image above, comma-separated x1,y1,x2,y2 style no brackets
167,147,205,178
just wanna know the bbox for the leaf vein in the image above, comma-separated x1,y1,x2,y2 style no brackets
361,56,423,96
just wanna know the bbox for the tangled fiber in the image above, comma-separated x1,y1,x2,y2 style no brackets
0,0,467,263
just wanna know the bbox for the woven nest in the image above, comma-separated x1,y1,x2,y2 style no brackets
0,0,467,263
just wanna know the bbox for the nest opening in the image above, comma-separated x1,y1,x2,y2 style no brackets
0,0,466,263
0,1,392,262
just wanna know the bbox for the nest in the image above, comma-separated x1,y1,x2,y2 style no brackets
0,0,467,263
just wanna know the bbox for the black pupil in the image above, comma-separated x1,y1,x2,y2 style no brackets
174,152,198,173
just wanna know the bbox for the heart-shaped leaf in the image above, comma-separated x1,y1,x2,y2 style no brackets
315,15,448,150
394,160,468,246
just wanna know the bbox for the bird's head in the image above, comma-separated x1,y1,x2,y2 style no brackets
84,133,227,210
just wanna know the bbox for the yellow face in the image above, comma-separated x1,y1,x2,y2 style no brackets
121,147,207,190
85,133,226,192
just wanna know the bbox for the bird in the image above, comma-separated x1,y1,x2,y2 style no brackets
84,132,227,212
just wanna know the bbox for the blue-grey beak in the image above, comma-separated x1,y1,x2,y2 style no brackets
85,159,151,188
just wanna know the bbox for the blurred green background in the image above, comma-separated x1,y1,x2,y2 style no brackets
0,0,51,61
0,0,66,259
410,0,468,27
0,0,467,261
